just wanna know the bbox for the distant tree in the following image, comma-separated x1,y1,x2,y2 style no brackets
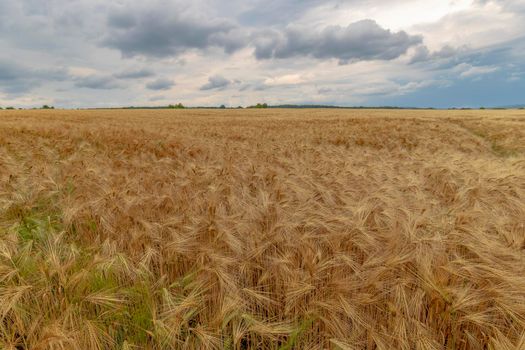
42,105,54,109
480,107,485,110
237,106,243,109
0,107,3,110
248,103,269,109
219,104,226,109
6,107,15,110
168,103,185,109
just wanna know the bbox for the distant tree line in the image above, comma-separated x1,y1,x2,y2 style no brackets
1,103,523,110
247,103,268,108
0,105,54,110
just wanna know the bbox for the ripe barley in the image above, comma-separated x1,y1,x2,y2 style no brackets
0,108,524,349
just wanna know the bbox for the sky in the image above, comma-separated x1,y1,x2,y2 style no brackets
0,0,524,108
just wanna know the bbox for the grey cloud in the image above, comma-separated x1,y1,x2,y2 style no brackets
114,68,155,79
0,63,21,81
434,46,462,59
238,81,268,92
409,45,460,64
1,0,524,108
0,60,69,93
74,75,122,89
103,5,247,58
101,3,421,65
318,87,333,94
0,61,68,82
0,81,35,94
411,43,517,73
200,75,231,90
252,29,281,60
253,20,422,63
409,45,430,64
146,78,175,91
0,0,106,54
108,11,137,29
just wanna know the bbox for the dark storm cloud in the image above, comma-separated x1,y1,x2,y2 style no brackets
74,75,122,90
114,68,155,79
200,75,231,91
146,78,175,91
253,20,422,63
103,5,247,58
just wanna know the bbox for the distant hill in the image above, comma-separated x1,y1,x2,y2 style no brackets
500,104,525,109
85,105,433,110
269,105,419,109
79,104,524,110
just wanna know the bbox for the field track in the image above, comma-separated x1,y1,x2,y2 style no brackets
0,109,524,349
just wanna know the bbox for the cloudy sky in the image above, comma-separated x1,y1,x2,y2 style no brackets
0,0,524,108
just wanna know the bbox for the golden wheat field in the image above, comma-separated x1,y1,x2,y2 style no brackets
0,108,524,349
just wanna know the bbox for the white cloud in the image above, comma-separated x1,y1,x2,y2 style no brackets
264,74,308,86
456,63,500,78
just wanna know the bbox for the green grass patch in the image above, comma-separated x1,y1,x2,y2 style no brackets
279,317,316,350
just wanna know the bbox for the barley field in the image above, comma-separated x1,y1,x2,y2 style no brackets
0,108,524,349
